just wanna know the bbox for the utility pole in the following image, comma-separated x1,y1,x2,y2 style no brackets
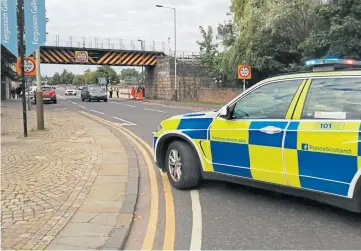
17,0,28,137
155,5,178,101
174,8,177,101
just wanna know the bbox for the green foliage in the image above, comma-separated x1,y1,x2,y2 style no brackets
59,69,75,84
196,26,221,77
301,0,361,59
48,66,121,86
197,0,361,86
119,68,141,82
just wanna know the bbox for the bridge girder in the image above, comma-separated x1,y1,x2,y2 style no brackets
36,46,166,66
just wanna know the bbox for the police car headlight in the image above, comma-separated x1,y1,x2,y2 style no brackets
157,123,162,131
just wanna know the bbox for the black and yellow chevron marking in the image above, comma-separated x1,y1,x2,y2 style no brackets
39,47,161,66
96,51,158,66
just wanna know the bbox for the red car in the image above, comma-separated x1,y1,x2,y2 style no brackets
34,86,57,104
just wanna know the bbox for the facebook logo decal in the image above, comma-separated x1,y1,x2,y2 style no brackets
302,144,309,151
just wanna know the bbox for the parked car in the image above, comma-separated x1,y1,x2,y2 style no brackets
153,58,361,213
81,85,107,102
34,85,57,104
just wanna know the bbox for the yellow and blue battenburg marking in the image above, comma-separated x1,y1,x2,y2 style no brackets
285,121,361,197
209,120,289,185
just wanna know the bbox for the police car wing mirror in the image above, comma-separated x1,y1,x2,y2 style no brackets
219,106,231,119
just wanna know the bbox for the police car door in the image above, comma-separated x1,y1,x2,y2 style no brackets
209,79,305,185
284,76,361,197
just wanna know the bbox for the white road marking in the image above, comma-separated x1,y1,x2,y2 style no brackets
90,109,105,115
123,104,136,108
54,108,67,110
144,108,165,113
78,105,87,109
110,101,136,108
112,116,137,126
190,190,202,250
68,101,77,105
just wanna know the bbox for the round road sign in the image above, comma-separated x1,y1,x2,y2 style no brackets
239,67,250,77
237,64,252,79
75,51,89,62
24,59,35,73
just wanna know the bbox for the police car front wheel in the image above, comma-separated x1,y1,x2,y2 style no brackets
166,141,201,190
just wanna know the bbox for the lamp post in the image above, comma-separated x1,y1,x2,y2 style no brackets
155,4,178,101
138,39,144,87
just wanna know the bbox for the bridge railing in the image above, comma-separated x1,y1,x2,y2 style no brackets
44,34,169,54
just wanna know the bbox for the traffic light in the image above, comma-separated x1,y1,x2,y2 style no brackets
107,76,111,84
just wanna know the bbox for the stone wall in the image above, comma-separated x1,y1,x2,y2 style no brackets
145,57,213,101
196,87,242,104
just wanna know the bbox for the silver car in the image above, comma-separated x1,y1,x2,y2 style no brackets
81,86,107,102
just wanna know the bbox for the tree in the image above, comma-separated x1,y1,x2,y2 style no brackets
196,26,222,78
58,69,74,84
215,0,324,85
301,0,361,59
83,70,97,85
95,66,119,84
49,72,61,85
72,74,85,86
217,5,236,48
119,68,141,82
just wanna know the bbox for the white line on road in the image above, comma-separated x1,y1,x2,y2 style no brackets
144,108,165,113
78,105,87,109
68,101,77,105
123,104,136,108
190,190,202,251
112,116,137,126
110,101,136,108
90,109,105,115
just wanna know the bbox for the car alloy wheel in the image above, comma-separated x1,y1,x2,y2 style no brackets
168,149,182,182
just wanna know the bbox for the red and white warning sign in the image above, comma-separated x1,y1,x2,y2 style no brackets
75,51,89,63
238,64,252,79
16,57,36,76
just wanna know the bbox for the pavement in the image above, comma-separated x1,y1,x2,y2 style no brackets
1,100,140,250
2,88,361,250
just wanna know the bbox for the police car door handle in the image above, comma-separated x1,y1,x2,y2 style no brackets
260,126,282,134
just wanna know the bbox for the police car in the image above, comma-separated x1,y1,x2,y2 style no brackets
153,58,361,212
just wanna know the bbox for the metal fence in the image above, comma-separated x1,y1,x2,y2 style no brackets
44,34,168,53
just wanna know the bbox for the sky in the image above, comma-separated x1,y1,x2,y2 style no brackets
41,0,231,77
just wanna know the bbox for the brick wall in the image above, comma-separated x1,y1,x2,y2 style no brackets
196,87,242,104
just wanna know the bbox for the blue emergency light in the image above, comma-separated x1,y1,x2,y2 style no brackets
305,58,361,71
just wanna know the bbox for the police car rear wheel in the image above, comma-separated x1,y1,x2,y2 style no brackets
166,141,200,189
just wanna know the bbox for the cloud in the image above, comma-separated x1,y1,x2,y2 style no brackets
41,0,230,76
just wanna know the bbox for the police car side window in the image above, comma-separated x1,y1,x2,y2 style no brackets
301,78,361,120
232,79,302,120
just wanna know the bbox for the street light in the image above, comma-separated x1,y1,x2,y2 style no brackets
156,4,178,101
138,39,144,87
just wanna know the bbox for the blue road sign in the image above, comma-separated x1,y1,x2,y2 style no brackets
24,0,46,56
1,0,18,56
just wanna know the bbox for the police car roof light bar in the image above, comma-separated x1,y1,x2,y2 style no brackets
305,58,361,71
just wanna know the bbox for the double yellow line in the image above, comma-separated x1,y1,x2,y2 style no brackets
80,111,175,250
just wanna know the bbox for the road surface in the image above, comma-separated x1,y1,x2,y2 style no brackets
46,87,361,250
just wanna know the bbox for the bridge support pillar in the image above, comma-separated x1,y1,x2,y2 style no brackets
145,57,212,101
